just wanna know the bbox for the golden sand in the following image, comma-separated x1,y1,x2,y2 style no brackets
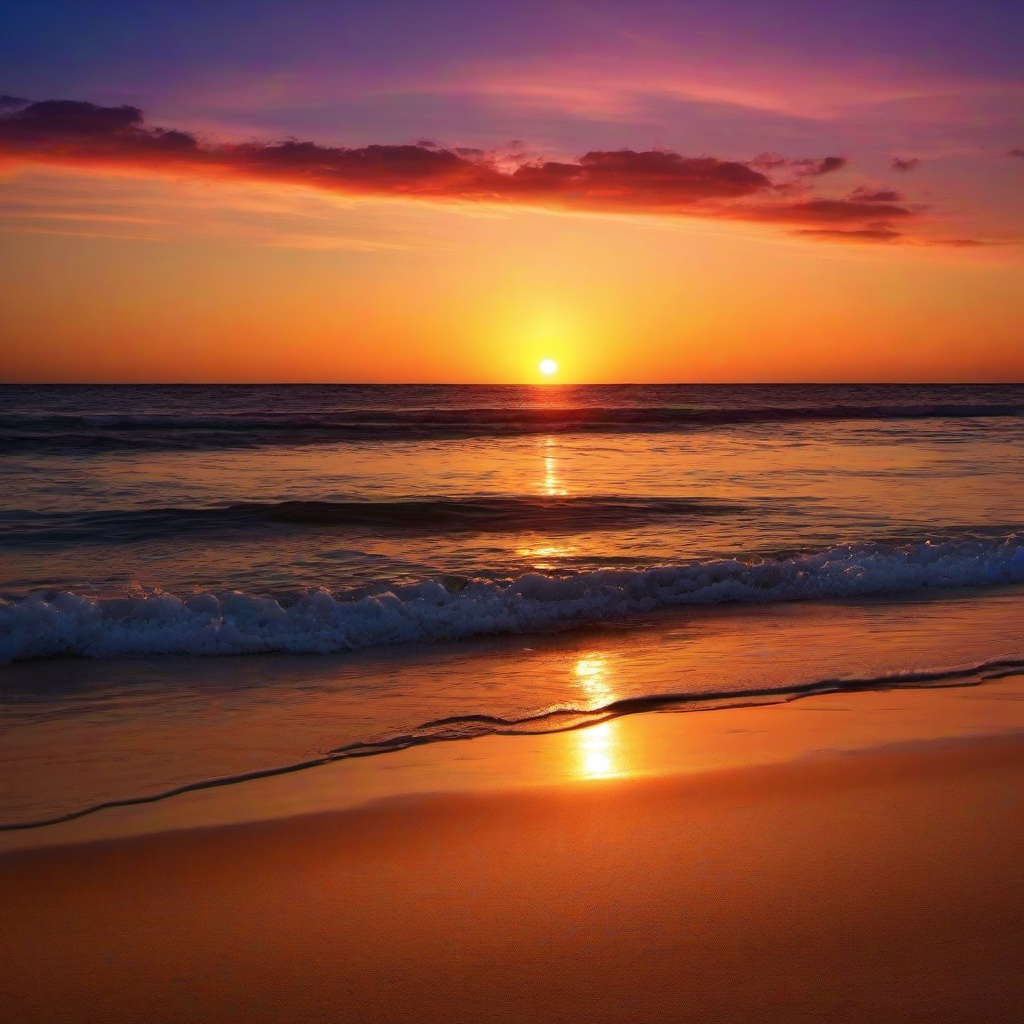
3,680,1024,1022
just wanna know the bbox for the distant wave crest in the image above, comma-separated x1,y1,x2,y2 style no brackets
4,401,1023,451
3,533,1024,663
2,495,768,545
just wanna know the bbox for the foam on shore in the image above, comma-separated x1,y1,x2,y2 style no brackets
3,533,1023,663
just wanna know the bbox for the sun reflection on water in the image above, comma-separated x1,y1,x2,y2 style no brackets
572,653,624,779
516,437,573,567
578,720,617,779
574,654,611,707
541,437,567,496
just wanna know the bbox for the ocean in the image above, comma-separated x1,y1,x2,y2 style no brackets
3,383,1024,829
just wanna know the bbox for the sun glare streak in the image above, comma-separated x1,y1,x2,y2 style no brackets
571,653,625,777
571,656,626,780
516,540,579,569
577,720,619,780
574,654,612,706
541,437,567,496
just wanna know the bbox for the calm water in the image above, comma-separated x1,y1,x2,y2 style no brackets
3,383,1024,827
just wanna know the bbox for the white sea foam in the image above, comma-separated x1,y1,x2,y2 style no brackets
2,535,1023,663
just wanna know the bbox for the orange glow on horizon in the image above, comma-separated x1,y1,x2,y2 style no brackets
1,168,1022,384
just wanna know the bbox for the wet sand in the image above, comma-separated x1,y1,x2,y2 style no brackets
3,682,1024,1023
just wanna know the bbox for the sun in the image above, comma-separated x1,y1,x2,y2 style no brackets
539,358,558,377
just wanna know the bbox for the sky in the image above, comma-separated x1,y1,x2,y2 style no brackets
1,0,1022,383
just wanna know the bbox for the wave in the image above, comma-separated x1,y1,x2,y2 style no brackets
5,401,1023,451
3,533,1024,664
4,653,1024,832
1,495,767,545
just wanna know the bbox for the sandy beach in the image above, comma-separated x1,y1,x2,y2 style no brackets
4,679,1024,1023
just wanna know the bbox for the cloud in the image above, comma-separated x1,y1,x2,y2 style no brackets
1008,148,1024,158
751,198,915,224
891,157,922,172
0,95,29,110
1,99,769,210
813,156,848,176
8,99,146,134
751,153,848,176
0,99,199,152
0,96,955,245
848,186,905,202
512,150,771,205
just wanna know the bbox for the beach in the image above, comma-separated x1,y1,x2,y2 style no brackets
4,384,1024,1021
4,4,1024,1016
4,677,1024,1022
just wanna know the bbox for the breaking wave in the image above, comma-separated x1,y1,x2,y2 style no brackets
3,532,1024,664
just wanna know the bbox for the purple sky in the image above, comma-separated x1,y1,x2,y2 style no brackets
1,0,1022,381
3,1,1022,149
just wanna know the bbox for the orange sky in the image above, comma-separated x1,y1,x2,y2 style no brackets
1,168,1020,383
2,1,1023,383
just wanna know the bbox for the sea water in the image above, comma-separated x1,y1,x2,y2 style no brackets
3,383,1024,826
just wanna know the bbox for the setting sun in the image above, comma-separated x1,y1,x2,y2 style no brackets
539,358,558,377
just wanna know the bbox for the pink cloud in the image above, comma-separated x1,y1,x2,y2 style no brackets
0,97,979,247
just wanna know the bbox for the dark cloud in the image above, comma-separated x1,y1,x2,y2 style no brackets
1,96,950,244
557,150,771,202
5,99,144,135
0,100,772,211
0,95,30,110
814,156,847,176
891,157,922,172
848,187,905,202
751,153,847,176
506,151,770,205
234,140,466,187
0,99,198,154
754,198,915,224
149,128,198,151
1008,148,1024,158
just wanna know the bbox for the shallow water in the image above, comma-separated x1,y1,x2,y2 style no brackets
2,384,1024,827
3,589,1024,827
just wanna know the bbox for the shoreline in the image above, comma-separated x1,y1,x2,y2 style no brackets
5,585,1024,843
5,670,1024,852
4,694,1024,1022
3,652,1021,838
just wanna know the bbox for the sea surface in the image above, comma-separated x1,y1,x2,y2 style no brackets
3,383,1024,829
